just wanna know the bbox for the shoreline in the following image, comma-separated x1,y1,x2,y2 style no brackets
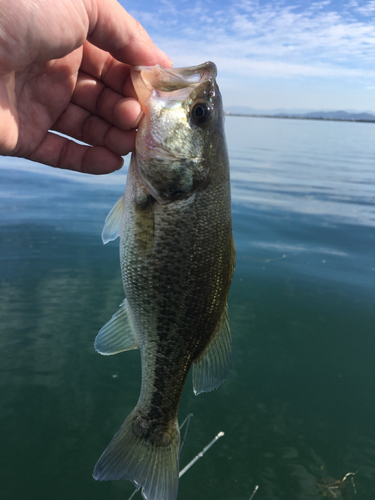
225,113,375,123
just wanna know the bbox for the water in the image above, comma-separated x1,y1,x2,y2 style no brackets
1,117,375,500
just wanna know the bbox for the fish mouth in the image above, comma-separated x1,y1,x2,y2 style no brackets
131,62,217,109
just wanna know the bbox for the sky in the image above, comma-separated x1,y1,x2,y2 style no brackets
119,0,375,112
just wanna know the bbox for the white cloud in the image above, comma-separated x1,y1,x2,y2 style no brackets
352,0,375,16
130,0,375,71
123,0,375,109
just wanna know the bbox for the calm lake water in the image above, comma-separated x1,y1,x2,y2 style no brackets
1,116,374,500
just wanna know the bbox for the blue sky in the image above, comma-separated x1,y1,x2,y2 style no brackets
119,0,375,112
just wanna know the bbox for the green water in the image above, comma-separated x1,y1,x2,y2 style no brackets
1,117,374,499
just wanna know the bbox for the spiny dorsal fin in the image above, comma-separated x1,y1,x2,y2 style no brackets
192,306,232,395
94,299,139,355
101,194,124,244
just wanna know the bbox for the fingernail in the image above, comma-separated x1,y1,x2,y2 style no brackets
135,110,144,128
159,50,173,68
165,55,173,67
116,158,124,170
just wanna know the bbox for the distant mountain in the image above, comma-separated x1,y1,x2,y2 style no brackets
301,110,375,121
226,106,316,116
226,106,375,122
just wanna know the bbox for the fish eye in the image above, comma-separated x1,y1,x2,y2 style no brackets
190,101,212,125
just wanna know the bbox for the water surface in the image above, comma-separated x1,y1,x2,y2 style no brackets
1,117,374,500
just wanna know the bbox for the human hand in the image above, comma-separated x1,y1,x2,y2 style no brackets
0,0,172,174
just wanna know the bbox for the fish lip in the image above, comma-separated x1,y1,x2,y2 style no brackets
132,61,217,88
131,62,218,108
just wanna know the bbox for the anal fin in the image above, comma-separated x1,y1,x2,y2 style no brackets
192,307,232,395
95,299,139,355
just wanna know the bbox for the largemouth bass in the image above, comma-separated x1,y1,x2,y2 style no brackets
93,61,235,500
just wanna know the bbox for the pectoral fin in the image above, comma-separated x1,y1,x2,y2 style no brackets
95,299,139,355
101,195,124,244
192,307,232,395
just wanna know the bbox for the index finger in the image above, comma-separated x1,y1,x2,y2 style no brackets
85,0,173,68
80,42,136,97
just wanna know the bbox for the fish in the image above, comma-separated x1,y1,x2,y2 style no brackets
92,61,235,500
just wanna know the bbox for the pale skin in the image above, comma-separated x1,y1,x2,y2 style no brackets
0,0,172,174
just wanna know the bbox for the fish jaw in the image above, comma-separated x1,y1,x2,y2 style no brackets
131,61,217,109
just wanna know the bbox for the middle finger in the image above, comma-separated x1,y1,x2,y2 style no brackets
71,71,142,129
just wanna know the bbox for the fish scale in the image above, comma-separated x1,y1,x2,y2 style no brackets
93,62,235,500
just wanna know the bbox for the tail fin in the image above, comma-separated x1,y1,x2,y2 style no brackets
93,411,180,500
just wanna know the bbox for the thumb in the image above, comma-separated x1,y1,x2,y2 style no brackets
85,0,173,68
